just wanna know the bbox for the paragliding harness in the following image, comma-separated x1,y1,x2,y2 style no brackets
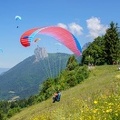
52,92,61,103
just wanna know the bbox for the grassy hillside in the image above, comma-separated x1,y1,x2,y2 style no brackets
10,65,120,120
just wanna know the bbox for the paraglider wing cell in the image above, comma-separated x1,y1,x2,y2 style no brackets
20,28,39,47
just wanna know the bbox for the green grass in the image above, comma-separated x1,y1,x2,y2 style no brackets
10,65,120,120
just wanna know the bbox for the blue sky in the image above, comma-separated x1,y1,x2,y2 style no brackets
0,0,120,68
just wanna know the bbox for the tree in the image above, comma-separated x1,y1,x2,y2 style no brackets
66,71,77,87
66,55,79,70
76,65,89,83
81,36,105,65
0,112,4,120
104,22,120,64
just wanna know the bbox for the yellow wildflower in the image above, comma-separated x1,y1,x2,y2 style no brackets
106,109,112,113
93,109,98,113
94,100,98,104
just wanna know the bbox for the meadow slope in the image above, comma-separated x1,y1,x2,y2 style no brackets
10,65,120,120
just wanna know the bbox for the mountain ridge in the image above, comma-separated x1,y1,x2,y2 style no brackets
0,47,71,100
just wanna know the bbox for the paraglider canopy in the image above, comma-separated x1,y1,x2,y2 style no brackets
15,15,22,20
20,26,82,56
15,15,22,28
34,38,40,42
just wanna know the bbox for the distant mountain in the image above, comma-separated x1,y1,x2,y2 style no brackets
0,47,71,100
82,42,91,51
0,68,9,74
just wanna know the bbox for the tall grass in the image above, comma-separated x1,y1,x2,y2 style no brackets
10,65,120,120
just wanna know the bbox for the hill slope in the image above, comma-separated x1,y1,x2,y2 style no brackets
0,52,71,100
10,65,120,120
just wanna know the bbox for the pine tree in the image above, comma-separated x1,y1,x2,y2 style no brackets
104,22,120,64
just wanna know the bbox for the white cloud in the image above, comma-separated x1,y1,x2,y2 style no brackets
57,22,83,36
86,17,108,39
57,23,68,29
68,22,83,35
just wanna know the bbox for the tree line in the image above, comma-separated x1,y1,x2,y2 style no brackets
81,21,120,65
